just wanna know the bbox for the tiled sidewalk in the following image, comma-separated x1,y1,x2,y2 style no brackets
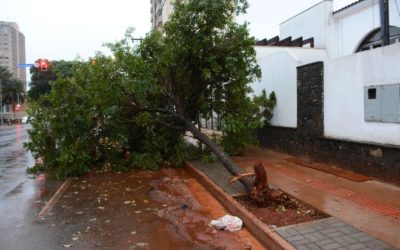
276,218,394,250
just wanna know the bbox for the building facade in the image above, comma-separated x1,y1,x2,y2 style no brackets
150,0,174,30
254,0,400,182
0,21,26,85
0,21,26,123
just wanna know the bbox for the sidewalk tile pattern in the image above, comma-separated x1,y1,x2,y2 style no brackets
275,218,395,250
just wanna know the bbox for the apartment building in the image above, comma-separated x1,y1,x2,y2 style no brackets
0,21,26,85
150,0,174,30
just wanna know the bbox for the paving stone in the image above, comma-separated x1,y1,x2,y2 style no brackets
276,230,291,238
305,232,324,242
299,226,317,234
331,236,350,246
348,243,367,250
341,235,359,244
320,228,337,235
297,245,311,250
321,243,341,250
356,235,374,243
331,220,347,227
291,238,312,246
286,228,300,236
286,235,305,242
336,225,359,234
315,239,335,247
310,223,326,230
305,242,322,250
324,231,344,238
349,232,366,239
363,240,393,250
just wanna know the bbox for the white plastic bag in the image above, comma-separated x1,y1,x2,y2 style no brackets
209,215,243,232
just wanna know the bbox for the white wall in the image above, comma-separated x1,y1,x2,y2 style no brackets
331,0,400,58
254,47,327,128
325,43,400,146
280,1,333,49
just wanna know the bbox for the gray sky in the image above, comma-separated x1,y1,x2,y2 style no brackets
0,0,356,65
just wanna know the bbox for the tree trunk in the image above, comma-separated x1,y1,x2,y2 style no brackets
184,119,253,191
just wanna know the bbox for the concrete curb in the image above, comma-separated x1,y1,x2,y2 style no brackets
37,178,73,219
186,162,295,250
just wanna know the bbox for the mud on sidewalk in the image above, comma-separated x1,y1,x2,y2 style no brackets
41,168,264,250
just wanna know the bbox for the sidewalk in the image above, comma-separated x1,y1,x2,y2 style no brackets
190,147,400,249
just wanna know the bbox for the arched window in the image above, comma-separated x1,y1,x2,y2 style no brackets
355,26,400,52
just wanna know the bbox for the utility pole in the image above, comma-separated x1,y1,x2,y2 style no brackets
380,0,390,46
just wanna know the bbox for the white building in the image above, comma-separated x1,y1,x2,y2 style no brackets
0,21,26,85
150,0,175,30
254,0,400,179
256,0,400,145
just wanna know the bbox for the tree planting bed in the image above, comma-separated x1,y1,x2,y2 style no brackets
235,193,327,228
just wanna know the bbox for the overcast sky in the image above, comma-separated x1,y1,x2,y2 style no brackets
0,0,356,65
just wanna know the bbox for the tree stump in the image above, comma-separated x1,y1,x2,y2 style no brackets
251,161,283,206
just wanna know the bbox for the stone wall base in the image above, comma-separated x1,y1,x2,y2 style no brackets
257,126,400,184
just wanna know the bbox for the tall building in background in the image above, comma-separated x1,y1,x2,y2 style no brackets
150,0,235,31
150,0,174,30
0,21,26,88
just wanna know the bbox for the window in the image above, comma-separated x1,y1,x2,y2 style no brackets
368,88,376,99
356,26,400,53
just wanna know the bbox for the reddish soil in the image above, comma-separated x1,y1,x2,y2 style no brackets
236,193,326,228
47,168,264,250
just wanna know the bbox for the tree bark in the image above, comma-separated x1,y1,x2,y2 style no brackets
184,119,253,191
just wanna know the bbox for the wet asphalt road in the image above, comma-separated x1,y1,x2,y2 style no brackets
0,124,60,250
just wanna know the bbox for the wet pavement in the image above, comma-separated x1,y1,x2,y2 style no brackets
43,168,263,250
238,148,400,248
0,124,62,250
189,148,399,249
0,125,264,249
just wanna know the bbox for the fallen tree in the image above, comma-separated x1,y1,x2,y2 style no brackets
25,0,276,191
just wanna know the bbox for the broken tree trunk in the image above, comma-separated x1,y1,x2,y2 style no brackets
251,162,283,206
184,119,254,191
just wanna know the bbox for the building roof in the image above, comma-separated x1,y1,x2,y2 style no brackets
333,0,366,14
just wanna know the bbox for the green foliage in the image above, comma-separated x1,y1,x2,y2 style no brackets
25,0,276,179
221,90,276,155
28,60,75,101
0,66,25,105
